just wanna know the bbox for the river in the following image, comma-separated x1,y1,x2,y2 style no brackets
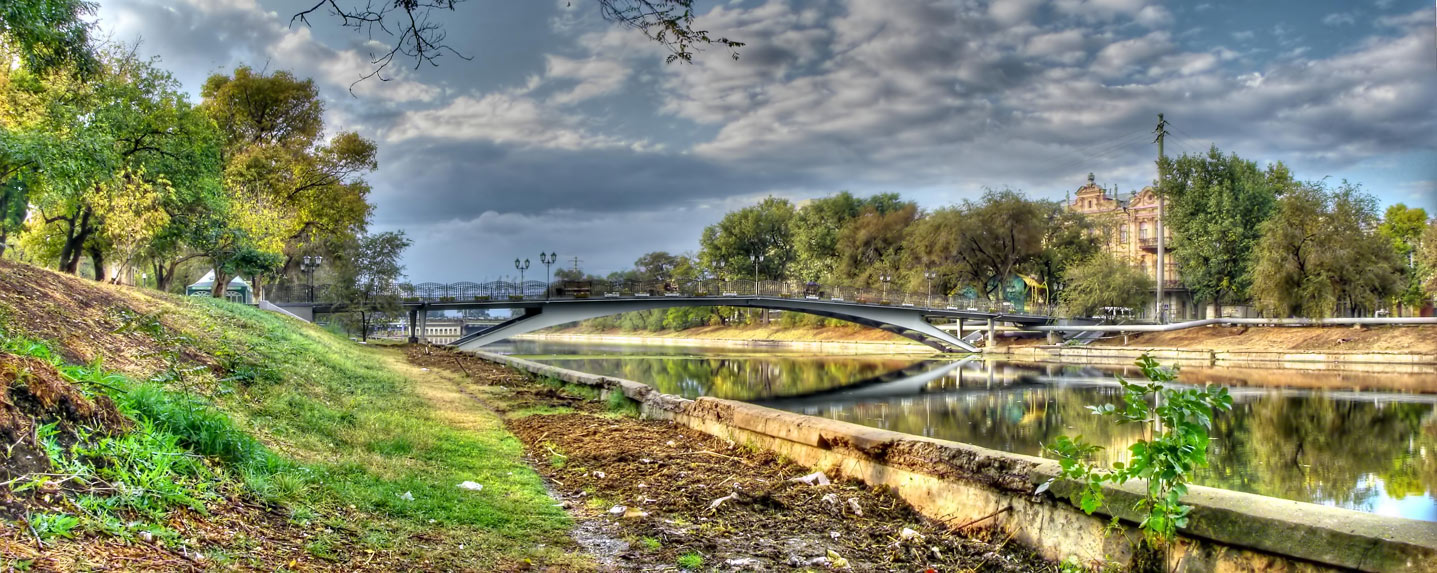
495,339,1437,522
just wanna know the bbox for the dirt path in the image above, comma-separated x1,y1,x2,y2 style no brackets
406,346,1054,572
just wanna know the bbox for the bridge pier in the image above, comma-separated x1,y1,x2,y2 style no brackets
407,309,418,343
985,319,995,350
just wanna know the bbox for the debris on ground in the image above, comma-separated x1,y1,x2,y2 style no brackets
415,348,1055,572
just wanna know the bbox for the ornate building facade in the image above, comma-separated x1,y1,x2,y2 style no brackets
1066,173,1194,320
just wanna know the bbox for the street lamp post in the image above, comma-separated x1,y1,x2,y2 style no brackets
924,271,936,308
539,252,557,299
514,258,530,299
301,255,323,303
751,253,764,296
880,274,892,303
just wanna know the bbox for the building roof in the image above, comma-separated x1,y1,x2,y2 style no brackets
187,270,252,291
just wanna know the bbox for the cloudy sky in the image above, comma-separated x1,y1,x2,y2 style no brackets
96,0,1436,281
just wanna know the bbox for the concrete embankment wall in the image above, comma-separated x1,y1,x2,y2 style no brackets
997,345,1437,371
476,350,1437,572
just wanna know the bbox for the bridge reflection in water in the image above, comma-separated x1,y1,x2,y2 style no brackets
518,343,1437,522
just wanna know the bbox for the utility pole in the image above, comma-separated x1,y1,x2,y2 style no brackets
1154,113,1169,324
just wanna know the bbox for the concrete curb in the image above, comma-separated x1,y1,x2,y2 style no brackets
476,351,1437,572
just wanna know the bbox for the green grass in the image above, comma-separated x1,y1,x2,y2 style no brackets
605,390,641,417
639,536,661,551
0,291,584,568
678,551,704,570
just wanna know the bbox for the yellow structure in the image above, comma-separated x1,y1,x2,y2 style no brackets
1065,173,1193,320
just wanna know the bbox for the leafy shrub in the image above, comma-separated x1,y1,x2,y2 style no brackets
1044,354,1233,543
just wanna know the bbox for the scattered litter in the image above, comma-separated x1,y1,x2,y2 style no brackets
457,481,484,491
398,491,414,501
827,549,850,569
846,497,863,516
636,483,647,488
821,493,840,507
608,505,627,515
640,458,653,463
420,368,429,372
789,471,831,486
593,471,606,479
931,547,943,559
709,492,739,511
900,528,924,543
829,531,841,540
622,506,649,519
666,440,676,447
725,557,762,569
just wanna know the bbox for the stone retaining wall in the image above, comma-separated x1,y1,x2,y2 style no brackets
475,351,1437,572
999,345,1437,371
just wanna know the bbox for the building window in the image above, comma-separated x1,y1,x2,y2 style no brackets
1139,223,1149,239
1119,225,1129,243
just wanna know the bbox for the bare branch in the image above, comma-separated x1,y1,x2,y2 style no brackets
291,1,742,93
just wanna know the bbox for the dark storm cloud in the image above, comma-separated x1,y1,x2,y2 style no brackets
369,139,808,224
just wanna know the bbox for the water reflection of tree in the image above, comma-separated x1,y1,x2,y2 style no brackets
1199,395,1435,509
547,356,913,400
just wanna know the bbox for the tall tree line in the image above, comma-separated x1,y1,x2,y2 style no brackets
0,1,384,299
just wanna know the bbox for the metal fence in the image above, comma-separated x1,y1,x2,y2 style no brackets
270,279,1057,316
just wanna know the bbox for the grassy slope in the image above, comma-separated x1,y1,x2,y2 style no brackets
0,261,583,570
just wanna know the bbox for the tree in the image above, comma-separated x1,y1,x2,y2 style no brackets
15,50,216,279
634,251,681,282
1424,220,1437,296
835,202,917,286
1060,253,1153,318
1250,181,1402,318
334,231,412,342
907,188,1047,302
1030,204,1101,307
698,196,795,280
292,0,742,87
201,66,377,297
1159,147,1290,315
1378,203,1430,310
0,0,97,76
790,192,907,281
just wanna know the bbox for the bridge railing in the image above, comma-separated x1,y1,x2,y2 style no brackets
270,279,1057,316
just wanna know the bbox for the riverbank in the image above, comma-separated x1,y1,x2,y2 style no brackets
405,346,1052,571
994,324,1437,369
0,260,586,570
471,347,1437,572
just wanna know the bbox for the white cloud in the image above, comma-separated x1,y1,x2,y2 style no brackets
386,92,650,150
544,55,631,105
1322,12,1358,26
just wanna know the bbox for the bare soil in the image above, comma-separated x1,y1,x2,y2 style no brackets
412,346,1054,572
0,259,216,376
1087,324,1437,353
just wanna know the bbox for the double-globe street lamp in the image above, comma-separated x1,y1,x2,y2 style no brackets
539,252,557,299
751,253,764,296
924,270,936,308
514,258,530,299
301,255,324,303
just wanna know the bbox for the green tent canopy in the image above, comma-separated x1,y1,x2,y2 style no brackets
186,271,252,303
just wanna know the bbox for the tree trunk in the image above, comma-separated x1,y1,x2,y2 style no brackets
89,244,105,282
57,206,94,274
211,267,230,298
360,311,369,342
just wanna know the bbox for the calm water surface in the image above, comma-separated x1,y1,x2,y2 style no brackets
500,340,1437,522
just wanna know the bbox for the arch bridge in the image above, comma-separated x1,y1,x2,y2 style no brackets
281,279,1060,354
